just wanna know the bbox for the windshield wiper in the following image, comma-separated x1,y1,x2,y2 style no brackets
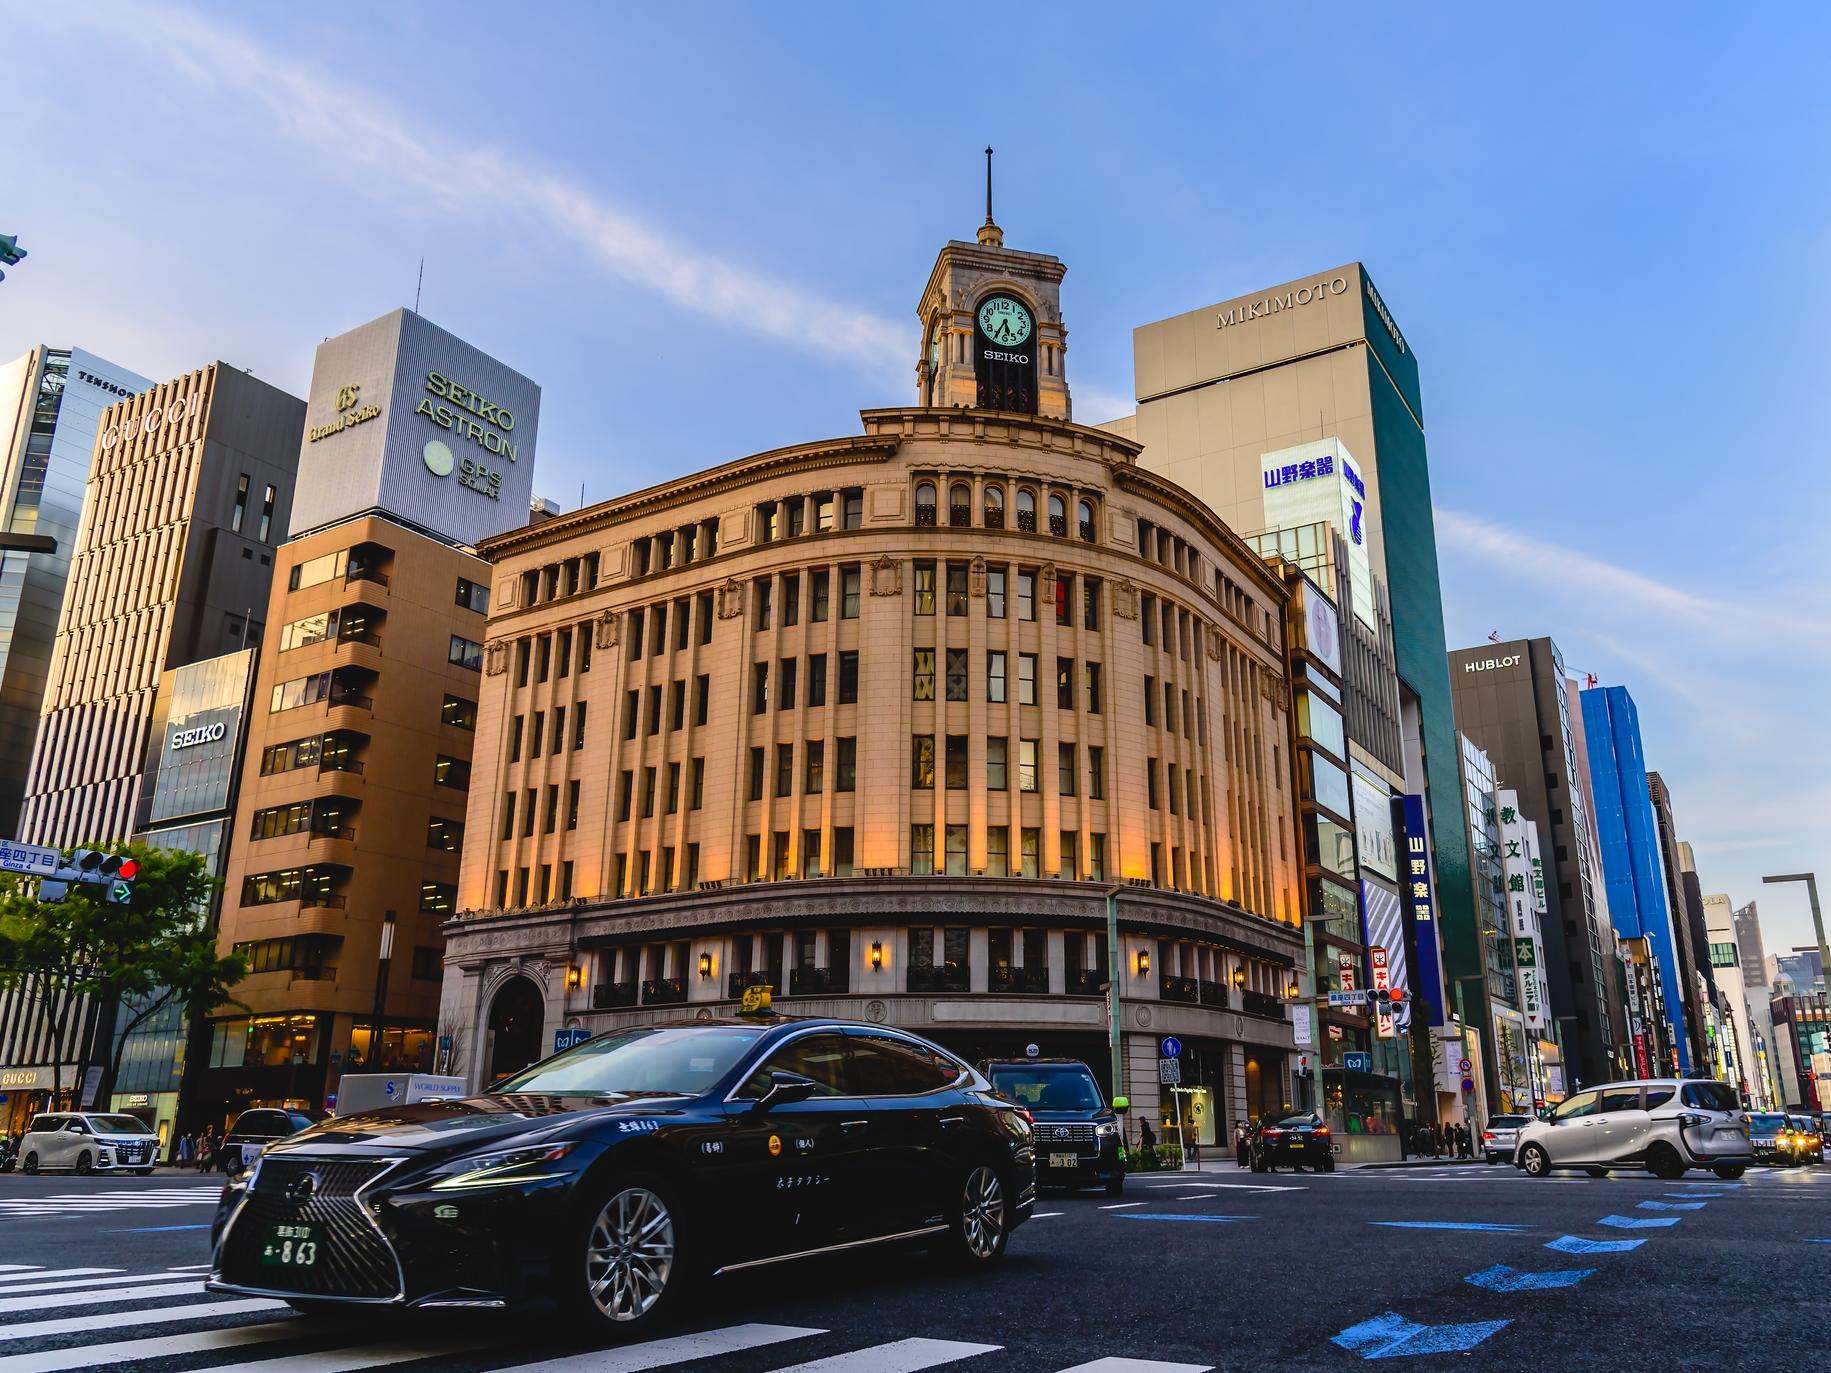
588,1092,630,1104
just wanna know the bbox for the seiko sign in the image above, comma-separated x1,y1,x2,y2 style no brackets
100,393,202,449
1462,655,1523,674
170,720,228,750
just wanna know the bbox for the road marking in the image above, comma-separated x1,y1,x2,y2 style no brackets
503,1325,829,1372
1031,1212,1064,1218
190,1339,475,1373
1637,1200,1706,1211
0,1270,120,1286
167,1263,214,1271
0,1296,284,1342
1098,1202,1146,1210
1332,1311,1510,1359
0,1272,191,1297
1056,1359,1214,1373
0,1318,294,1373
765,1337,1001,1373
1545,1235,1644,1254
1464,1263,1595,1292
1118,1214,1253,1223
1596,1215,1679,1229
0,1281,202,1314
110,1224,214,1232
1160,1182,1304,1193
1371,1221,1530,1232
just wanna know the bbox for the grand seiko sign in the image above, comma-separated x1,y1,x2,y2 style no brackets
1217,275,1348,329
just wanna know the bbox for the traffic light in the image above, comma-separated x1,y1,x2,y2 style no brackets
0,234,24,283
36,848,139,903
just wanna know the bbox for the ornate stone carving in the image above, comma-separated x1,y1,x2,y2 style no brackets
594,610,620,649
1206,625,1225,661
1112,578,1139,621
865,999,888,1024
484,640,508,676
1039,562,1057,602
870,554,902,597
717,577,745,619
1261,670,1290,710
969,555,986,598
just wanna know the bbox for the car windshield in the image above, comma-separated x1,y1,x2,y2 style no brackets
989,1068,1103,1111
1678,1082,1738,1112
1747,1113,1786,1131
491,1026,764,1096
88,1115,153,1135
1274,1114,1321,1129
1488,1116,1529,1127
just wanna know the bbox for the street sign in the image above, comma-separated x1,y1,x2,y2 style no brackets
1160,1036,1182,1058
553,1027,591,1053
1458,1057,1472,1073
1461,1077,1476,1093
107,880,133,904
0,840,57,877
1158,1057,1182,1085
1344,1050,1373,1073
1025,1043,1040,1058
1328,990,1369,1007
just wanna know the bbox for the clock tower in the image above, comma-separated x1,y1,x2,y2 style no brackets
916,158,1070,420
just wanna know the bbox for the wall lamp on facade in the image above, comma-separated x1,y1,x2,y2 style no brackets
1135,948,1151,977
565,965,583,990
1231,967,1247,989
870,941,884,971
1285,981,1301,1000
697,952,713,980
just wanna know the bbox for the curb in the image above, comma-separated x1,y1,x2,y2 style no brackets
1354,1158,1488,1170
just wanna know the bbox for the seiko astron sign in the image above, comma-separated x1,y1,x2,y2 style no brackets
290,309,541,548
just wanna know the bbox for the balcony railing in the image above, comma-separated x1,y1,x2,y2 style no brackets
1079,521,1096,543
948,504,971,528
989,965,1049,994
788,967,848,996
726,971,772,1000
309,825,356,842
336,630,382,648
641,977,687,1006
1049,514,1067,537
1198,980,1232,1009
1159,974,1199,1004
915,506,937,527
984,508,1005,529
319,757,365,775
1016,509,1036,532
1066,968,1104,997
1240,988,1285,1019
327,689,374,712
299,892,347,910
592,980,637,1009
906,965,969,994
345,565,390,588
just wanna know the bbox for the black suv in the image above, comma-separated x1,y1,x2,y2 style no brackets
980,1057,1125,1196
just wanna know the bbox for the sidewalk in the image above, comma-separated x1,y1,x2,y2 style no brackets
1139,1152,1486,1174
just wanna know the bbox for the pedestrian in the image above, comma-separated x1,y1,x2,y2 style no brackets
1235,1120,1251,1169
1140,1116,1156,1157
1459,1124,1473,1159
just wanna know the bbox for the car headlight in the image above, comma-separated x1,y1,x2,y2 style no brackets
1095,1122,1119,1138
427,1142,579,1191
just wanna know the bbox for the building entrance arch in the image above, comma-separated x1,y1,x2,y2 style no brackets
485,976,545,1082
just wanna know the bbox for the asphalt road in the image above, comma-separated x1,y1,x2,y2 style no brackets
0,1159,1823,1371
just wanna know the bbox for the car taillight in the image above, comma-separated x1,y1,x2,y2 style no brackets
1315,1126,1330,1136
1482,1131,1496,1141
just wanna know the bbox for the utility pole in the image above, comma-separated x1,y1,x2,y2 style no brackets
1762,873,1829,988
1103,886,1127,1116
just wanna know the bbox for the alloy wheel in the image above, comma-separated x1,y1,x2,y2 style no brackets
960,1165,1005,1259
584,1186,676,1322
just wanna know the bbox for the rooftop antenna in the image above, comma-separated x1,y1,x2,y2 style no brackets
978,147,1003,247
414,257,424,314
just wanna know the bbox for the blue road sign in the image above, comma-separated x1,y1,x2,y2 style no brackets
1159,1036,1182,1058
554,1027,592,1053
1344,1050,1372,1072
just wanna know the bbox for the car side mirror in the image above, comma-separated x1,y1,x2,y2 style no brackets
754,1070,819,1112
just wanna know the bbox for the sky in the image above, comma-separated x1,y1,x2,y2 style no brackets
4,3,1829,957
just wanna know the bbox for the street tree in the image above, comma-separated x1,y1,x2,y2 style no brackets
0,844,247,1104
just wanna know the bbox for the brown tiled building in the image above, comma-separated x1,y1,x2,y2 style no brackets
442,223,1306,1141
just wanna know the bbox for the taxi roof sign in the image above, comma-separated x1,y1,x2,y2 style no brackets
739,984,775,1017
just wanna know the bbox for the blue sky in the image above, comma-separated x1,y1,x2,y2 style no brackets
4,4,1828,955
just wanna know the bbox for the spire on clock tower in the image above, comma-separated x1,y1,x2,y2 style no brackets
917,153,1070,420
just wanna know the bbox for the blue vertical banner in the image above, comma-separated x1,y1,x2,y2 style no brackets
1398,794,1447,1027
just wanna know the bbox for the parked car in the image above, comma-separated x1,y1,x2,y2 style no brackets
220,1108,324,1174
979,1056,1124,1196
209,1018,1035,1335
1249,1112,1335,1172
19,1112,158,1175
1514,1078,1752,1180
1480,1114,1532,1165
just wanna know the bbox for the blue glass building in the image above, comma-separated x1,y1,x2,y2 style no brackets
1579,685,1690,1074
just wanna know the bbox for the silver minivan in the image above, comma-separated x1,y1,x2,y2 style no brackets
20,1112,159,1175
1514,1078,1753,1180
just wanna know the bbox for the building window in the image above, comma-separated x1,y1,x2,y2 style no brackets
1078,498,1096,543
433,756,469,789
1060,831,1079,878
985,485,1005,528
1048,493,1067,537
1019,739,1038,793
499,792,517,840
842,488,863,529
1016,488,1036,531
665,761,681,814
781,573,800,627
1056,658,1073,709
441,694,477,730
1020,828,1040,878
987,736,1008,791
1017,570,1036,620
913,649,936,701
1058,742,1076,795
779,657,797,710
987,651,1007,703
1145,675,1158,726
535,636,552,683
690,758,705,809
231,473,250,534
411,946,441,981
833,828,854,876
641,767,657,818
695,674,710,726
911,824,935,876
752,663,769,714
811,570,830,622
1055,572,1072,625
987,567,1006,618
915,482,937,526
987,826,1009,876
945,734,968,790
913,563,936,615
1083,577,1101,631
754,578,773,630
775,744,795,798
426,816,463,853
838,651,859,704
1085,662,1103,713
945,648,968,702
573,701,588,749
805,740,825,792
1089,746,1104,799
1146,759,1160,809
836,737,856,791
945,824,968,875
912,735,935,789
567,780,580,830
1018,653,1037,705
530,710,545,758
748,747,766,802
808,652,827,707
448,635,483,672
841,566,861,618
1089,833,1106,881
946,562,968,615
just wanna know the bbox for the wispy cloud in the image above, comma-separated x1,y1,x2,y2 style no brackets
69,2,908,381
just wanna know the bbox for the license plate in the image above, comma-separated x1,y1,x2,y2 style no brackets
259,1222,320,1268
1048,1153,1079,1168
1288,1140,1306,1149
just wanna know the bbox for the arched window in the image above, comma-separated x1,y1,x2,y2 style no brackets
1077,499,1096,542
949,483,971,527
984,485,1005,528
1016,488,1037,532
915,482,937,527
1048,494,1067,536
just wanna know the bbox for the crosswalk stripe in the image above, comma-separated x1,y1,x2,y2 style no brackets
509,1324,829,1372
0,1270,120,1286
0,1318,294,1373
767,1338,1002,1373
0,1272,186,1296
184,1339,474,1373
0,1296,284,1342
1057,1359,1215,1373
0,1281,202,1314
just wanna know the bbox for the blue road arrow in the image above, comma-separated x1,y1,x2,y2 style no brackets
1637,1200,1706,1211
1372,1221,1530,1232
1464,1263,1596,1292
1546,1235,1645,1254
1332,1311,1511,1359
1807,1239,1831,1244
1598,1214,1680,1229
1119,1214,1254,1223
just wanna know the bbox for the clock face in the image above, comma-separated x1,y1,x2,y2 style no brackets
977,296,1033,348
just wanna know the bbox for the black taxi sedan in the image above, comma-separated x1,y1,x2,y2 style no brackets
208,1017,1034,1335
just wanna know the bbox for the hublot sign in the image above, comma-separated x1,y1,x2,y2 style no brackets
1462,655,1523,674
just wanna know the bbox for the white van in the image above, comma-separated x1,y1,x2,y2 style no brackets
20,1112,158,1175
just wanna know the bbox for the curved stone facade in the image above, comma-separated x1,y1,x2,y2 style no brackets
443,407,1306,1137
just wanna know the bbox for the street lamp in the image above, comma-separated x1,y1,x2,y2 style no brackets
1762,873,1829,987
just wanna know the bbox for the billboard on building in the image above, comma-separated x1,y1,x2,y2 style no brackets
1262,437,1376,630
1292,575,1342,676
291,310,541,548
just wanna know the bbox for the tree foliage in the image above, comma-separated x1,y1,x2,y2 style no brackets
0,844,247,1097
